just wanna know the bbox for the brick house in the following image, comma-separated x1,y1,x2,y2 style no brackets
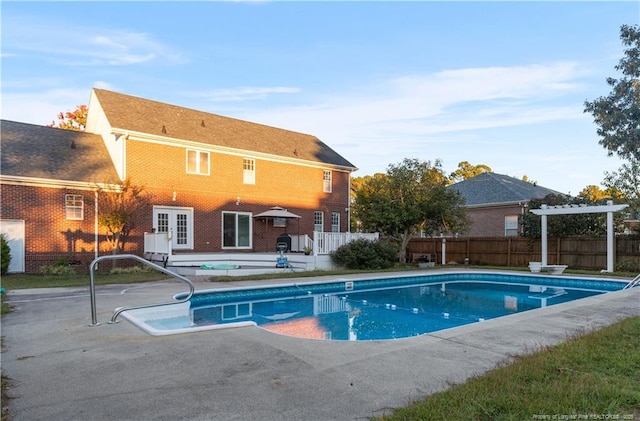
1,120,120,273
447,172,565,237
1,88,357,273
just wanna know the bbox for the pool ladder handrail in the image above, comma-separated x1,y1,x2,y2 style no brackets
89,254,195,326
623,273,640,290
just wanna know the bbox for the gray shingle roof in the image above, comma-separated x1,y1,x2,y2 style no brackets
1,120,119,184
448,172,566,206
92,88,357,170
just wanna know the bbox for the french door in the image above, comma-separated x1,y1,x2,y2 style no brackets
153,206,193,250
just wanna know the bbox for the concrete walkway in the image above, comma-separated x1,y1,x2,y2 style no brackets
2,271,639,421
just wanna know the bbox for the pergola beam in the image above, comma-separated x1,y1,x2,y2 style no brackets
530,201,629,273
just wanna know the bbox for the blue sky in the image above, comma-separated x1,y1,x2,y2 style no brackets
2,1,638,195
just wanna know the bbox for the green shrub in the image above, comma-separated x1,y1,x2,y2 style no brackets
331,239,398,270
1,234,11,276
39,257,77,276
615,259,640,273
109,265,154,275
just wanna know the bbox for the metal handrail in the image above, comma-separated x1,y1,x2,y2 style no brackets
89,254,195,326
623,273,640,290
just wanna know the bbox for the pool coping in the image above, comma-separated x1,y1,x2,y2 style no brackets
2,269,639,421
119,270,630,337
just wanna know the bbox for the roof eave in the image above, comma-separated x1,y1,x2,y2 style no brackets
0,175,118,191
110,127,358,172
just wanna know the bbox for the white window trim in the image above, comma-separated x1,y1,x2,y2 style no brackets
504,215,519,237
323,170,332,193
153,206,194,249
186,149,210,175
331,211,340,233
221,211,253,249
314,211,324,232
243,158,256,185
65,194,84,220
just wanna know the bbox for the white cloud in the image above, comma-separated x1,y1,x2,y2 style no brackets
1,88,90,125
3,16,185,67
217,61,599,187
234,62,587,141
188,86,301,102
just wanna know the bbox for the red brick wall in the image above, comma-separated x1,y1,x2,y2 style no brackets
466,204,524,237
0,184,117,272
1,138,353,272
125,139,352,253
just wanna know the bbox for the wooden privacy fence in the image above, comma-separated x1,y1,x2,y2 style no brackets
407,236,640,271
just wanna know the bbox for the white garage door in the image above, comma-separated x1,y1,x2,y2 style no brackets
0,219,25,273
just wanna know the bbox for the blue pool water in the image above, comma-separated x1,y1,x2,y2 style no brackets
122,272,626,339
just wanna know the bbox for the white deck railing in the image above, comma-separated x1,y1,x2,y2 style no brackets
144,231,379,256
313,231,379,255
144,232,172,255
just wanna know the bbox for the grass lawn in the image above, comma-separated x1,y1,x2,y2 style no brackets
377,316,640,421
0,270,170,290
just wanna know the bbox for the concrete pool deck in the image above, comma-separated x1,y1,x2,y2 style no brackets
2,270,639,421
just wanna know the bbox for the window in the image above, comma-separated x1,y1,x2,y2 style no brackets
314,211,324,232
222,212,252,249
323,170,332,193
505,215,519,237
157,213,169,233
273,217,286,228
243,158,255,184
331,212,340,233
65,194,84,220
186,149,210,175
153,206,194,250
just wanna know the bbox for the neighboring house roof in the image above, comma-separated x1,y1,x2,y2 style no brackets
0,120,120,186
91,88,357,170
448,172,566,206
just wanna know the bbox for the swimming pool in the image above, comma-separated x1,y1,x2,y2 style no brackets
120,272,627,339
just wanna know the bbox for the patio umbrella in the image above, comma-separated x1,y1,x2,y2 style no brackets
253,206,301,219
254,207,301,252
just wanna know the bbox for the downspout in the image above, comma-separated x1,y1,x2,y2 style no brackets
347,173,352,233
94,190,99,262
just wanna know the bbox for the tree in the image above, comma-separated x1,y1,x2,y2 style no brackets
577,185,614,203
48,104,88,131
352,158,468,262
97,178,152,263
602,158,640,232
521,175,538,185
521,193,621,238
1,234,11,275
603,158,640,200
584,25,640,160
449,161,492,183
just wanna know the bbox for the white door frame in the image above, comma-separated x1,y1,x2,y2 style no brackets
152,206,194,250
0,219,25,273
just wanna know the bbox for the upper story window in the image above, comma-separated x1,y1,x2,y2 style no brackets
243,158,255,184
323,170,332,193
186,149,210,175
65,194,84,220
505,215,519,237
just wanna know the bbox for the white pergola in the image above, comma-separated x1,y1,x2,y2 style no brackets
530,201,629,273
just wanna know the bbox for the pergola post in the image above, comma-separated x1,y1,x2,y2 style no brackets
540,213,548,266
607,209,614,272
530,201,628,273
